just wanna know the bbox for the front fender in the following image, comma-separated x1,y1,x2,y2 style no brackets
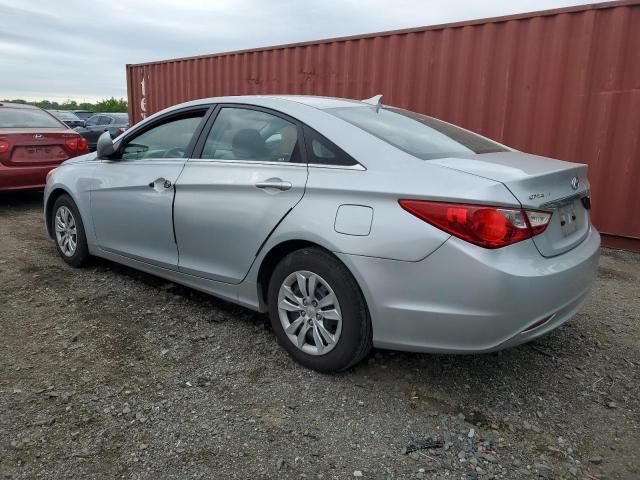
43,162,98,245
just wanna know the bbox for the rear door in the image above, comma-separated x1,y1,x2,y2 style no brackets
90,107,210,269
174,105,308,283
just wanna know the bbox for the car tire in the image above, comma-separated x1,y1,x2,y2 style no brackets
267,247,372,372
51,194,90,267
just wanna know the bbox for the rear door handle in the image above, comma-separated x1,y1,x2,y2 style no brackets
255,178,292,191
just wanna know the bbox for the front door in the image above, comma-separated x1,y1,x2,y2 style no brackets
90,109,208,270
174,106,308,283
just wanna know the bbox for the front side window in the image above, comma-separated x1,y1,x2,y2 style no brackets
121,113,205,160
201,107,302,163
326,106,507,160
0,107,63,128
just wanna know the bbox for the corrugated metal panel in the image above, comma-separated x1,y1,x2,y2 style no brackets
126,0,640,251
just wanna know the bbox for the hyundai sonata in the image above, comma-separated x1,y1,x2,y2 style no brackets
44,95,600,372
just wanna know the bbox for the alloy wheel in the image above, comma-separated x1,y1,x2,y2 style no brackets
54,206,77,257
277,270,343,356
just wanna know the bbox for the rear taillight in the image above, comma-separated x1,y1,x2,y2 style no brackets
64,136,88,153
65,138,79,151
0,140,9,154
399,200,552,249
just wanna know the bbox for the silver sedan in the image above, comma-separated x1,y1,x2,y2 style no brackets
44,95,600,372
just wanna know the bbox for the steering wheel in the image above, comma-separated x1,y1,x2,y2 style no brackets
162,147,185,159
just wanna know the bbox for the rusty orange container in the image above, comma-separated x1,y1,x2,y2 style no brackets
127,0,640,251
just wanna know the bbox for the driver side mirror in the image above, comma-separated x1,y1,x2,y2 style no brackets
96,131,116,158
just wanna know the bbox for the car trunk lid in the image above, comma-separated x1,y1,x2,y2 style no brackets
0,128,76,167
430,152,591,257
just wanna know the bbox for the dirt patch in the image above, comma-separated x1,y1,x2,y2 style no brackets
1,190,639,479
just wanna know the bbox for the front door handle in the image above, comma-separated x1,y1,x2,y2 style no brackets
255,178,292,191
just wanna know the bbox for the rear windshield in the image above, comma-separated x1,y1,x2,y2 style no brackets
0,108,63,128
326,106,507,160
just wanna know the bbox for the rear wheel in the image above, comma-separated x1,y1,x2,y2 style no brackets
267,247,372,372
52,194,89,267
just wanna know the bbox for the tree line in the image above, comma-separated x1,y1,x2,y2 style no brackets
1,97,128,113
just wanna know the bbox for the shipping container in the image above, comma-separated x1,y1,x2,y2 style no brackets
127,0,640,251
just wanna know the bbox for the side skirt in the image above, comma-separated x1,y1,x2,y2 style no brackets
92,247,262,312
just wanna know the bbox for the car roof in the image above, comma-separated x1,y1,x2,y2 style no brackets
263,95,364,109
0,102,40,110
166,95,370,112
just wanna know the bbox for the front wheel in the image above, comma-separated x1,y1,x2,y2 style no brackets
51,194,90,267
267,247,372,372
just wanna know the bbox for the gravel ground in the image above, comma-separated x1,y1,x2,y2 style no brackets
1,190,639,480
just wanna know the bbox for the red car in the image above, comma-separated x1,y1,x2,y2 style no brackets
0,102,88,191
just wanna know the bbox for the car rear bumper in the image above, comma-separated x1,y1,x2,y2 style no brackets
337,226,600,353
0,163,57,191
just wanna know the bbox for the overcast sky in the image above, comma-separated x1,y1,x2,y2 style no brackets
1,0,588,103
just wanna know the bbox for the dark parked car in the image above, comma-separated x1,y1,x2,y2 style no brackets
75,113,129,150
0,102,88,191
72,110,94,121
48,110,85,128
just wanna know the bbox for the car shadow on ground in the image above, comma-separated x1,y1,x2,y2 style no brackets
91,251,583,388
0,190,44,210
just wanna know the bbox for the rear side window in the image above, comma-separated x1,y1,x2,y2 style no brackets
121,112,205,160
303,125,358,167
201,107,302,163
112,115,129,125
0,108,63,128
326,106,507,160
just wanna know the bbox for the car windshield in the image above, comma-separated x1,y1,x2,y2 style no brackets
0,107,63,128
326,106,508,160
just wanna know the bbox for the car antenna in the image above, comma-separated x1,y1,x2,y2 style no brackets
362,94,383,112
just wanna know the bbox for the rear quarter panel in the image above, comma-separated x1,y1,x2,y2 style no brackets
272,160,521,262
